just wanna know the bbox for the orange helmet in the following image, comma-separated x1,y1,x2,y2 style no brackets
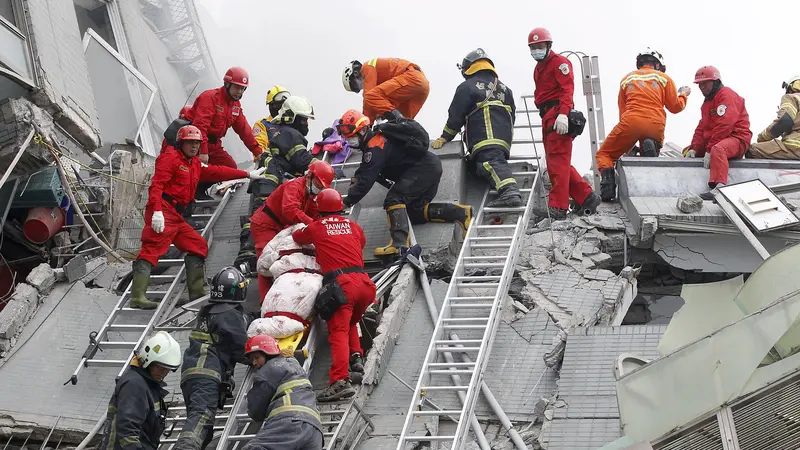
244,335,280,357
528,27,553,45
336,109,370,138
179,105,192,120
223,67,249,87
307,161,335,188
176,125,202,142
316,189,344,213
694,65,721,83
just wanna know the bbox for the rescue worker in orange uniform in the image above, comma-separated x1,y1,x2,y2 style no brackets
683,66,752,200
342,58,430,122
748,75,800,160
185,67,262,170
130,125,267,310
596,49,691,201
529,27,601,220
292,189,376,402
249,161,335,301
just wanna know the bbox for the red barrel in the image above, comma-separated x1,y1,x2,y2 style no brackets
24,207,65,244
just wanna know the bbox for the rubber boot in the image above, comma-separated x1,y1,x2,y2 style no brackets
129,260,158,309
183,254,207,305
576,192,602,216
233,217,256,274
349,353,365,374
424,203,474,236
600,168,616,202
487,184,523,208
548,207,568,221
641,138,659,157
374,205,410,257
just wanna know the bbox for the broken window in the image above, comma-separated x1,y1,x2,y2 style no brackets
0,0,35,87
74,0,117,51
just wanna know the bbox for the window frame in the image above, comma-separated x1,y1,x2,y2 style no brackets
0,0,37,88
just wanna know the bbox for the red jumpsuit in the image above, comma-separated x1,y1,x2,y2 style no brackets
361,58,430,122
139,148,248,266
249,177,319,300
690,86,752,185
292,215,375,384
534,52,593,210
185,87,262,168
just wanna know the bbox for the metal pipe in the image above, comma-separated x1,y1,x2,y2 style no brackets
387,370,462,424
39,414,61,450
75,410,106,450
0,129,35,189
713,192,771,260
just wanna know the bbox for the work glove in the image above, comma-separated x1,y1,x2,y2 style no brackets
322,127,334,140
247,167,267,180
431,137,446,149
554,114,569,135
199,154,209,164
683,149,696,158
151,211,165,234
703,152,711,169
678,86,691,97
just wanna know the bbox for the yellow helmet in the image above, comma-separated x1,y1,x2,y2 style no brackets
266,85,290,105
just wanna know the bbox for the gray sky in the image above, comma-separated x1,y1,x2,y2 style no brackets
195,0,794,172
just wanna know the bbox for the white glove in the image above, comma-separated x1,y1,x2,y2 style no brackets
554,114,569,135
684,149,696,158
247,167,267,180
678,86,691,97
703,152,711,169
151,211,165,234
199,154,209,164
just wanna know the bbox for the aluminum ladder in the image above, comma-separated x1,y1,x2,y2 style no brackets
66,186,238,385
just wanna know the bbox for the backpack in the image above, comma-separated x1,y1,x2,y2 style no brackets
163,118,192,146
374,117,430,156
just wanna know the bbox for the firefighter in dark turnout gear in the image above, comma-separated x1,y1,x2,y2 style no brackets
100,331,182,450
173,267,250,450
243,335,323,450
432,48,522,208
337,109,474,256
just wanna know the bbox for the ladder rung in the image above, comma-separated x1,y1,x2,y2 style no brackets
482,206,527,213
413,410,464,416
456,282,499,288
97,341,137,349
462,256,506,261
149,274,177,280
193,199,220,206
421,385,470,391
321,420,343,426
437,346,482,352
167,403,234,412
475,224,517,229
442,318,488,323
451,303,495,309
469,243,511,249
468,236,513,241
428,362,475,368
455,276,501,281
435,339,483,345
86,359,130,366
192,213,213,219
320,409,348,415
449,296,495,301
464,263,505,269
107,324,148,331
442,324,487,330
156,259,184,267
225,434,256,442
489,188,532,194
511,171,537,177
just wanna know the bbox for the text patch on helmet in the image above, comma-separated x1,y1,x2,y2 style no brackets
559,63,570,75
716,105,727,116
363,151,372,163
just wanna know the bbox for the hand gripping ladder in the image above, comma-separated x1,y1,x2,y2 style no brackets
66,187,238,386
396,162,539,449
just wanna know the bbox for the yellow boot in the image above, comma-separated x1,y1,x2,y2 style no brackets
424,203,473,237
374,204,411,257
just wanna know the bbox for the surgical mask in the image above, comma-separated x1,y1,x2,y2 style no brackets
309,182,322,195
530,48,547,61
346,136,361,149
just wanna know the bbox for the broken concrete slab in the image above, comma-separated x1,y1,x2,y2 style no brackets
579,215,626,231
676,194,703,213
589,252,612,269
639,217,658,242
0,283,38,356
25,263,55,296
90,266,117,290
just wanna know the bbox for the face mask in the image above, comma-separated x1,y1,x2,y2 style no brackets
295,122,310,137
530,49,547,61
310,183,321,195
346,136,361,149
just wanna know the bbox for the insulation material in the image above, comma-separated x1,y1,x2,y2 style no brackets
248,315,304,339
256,224,319,278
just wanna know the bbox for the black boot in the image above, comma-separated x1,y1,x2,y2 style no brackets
424,203,474,236
233,217,256,273
641,138,659,157
374,205,411,257
600,168,616,202
577,192,602,215
487,184,523,208
349,352,365,373
548,207,568,220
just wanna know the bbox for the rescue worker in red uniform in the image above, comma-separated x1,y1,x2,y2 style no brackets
683,66,752,200
292,189,376,402
185,67,262,170
342,58,430,122
131,125,267,309
336,109,473,257
529,27,601,220
249,161,335,301
243,335,323,450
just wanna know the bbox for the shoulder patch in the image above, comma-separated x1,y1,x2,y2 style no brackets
253,125,262,136
559,63,570,75
363,151,372,163
716,104,727,116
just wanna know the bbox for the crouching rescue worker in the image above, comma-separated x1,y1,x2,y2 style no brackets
596,48,690,201
529,27,601,219
99,331,181,450
292,189,376,402
249,161,335,301
131,125,267,310
243,335,323,450
342,57,430,122
161,105,193,154
748,74,800,160
682,66,751,199
336,109,473,256
173,267,250,450
431,48,522,207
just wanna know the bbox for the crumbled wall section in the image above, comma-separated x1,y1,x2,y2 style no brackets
24,0,101,149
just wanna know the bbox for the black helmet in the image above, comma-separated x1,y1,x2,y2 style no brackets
210,266,249,303
458,48,494,78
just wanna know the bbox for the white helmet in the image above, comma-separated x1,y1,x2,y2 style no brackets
342,60,362,93
139,331,181,370
785,75,800,92
277,96,315,124
636,48,665,68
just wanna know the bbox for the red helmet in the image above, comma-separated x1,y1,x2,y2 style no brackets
244,335,280,357
176,125,202,142
223,67,249,87
316,189,345,213
528,27,553,45
179,105,192,119
694,66,721,83
336,109,370,138
307,161,335,188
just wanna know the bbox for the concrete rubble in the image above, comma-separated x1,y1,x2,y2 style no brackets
24,263,55,295
0,284,38,357
676,194,703,213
